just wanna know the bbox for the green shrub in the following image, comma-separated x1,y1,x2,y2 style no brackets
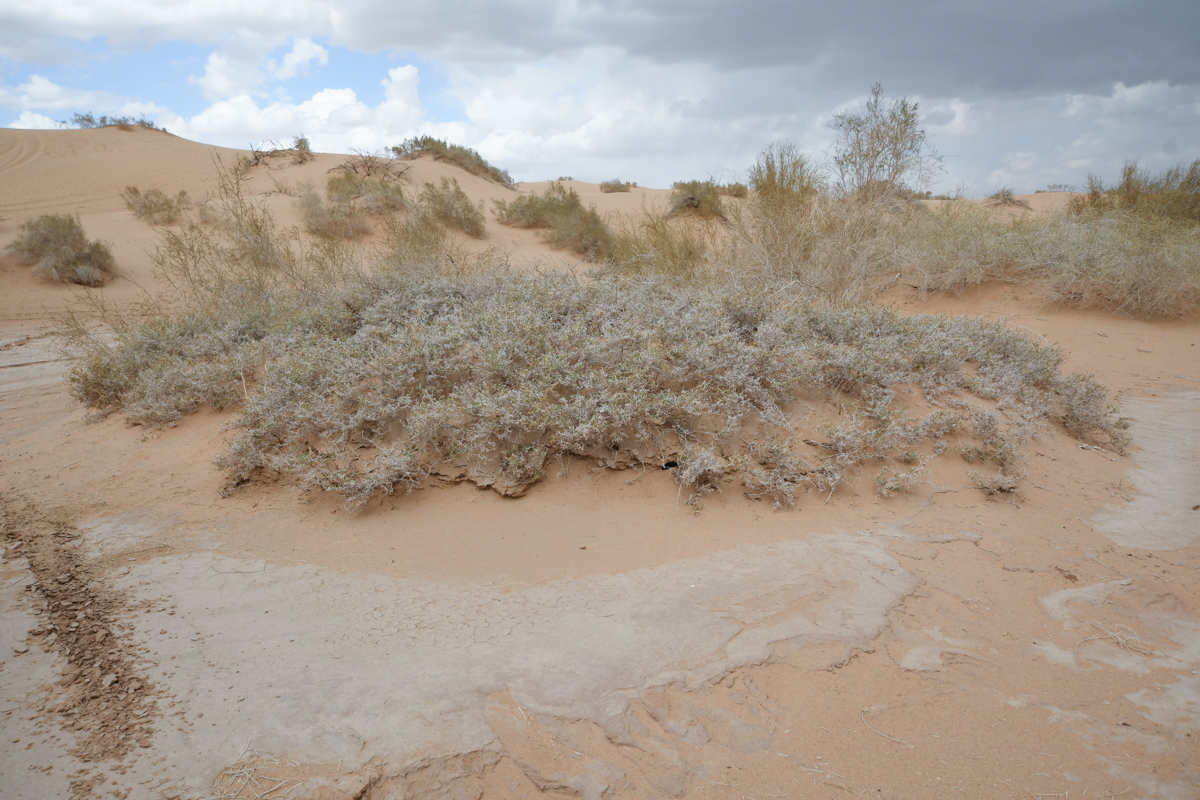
392,136,515,187
121,186,191,225
6,214,115,286
418,177,486,238
668,180,725,219
493,182,612,257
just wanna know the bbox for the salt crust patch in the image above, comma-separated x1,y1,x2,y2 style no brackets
71,524,915,798
1093,390,1200,550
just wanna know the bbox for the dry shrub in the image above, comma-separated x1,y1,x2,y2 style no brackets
66,191,1129,509
600,179,634,193
1068,159,1200,223
331,149,406,180
605,214,708,278
669,180,725,219
494,182,611,256
987,187,1032,210
718,182,749,198
392,136,514,187
6,214,115,286
121,186,191,225
419,177,486,238
61,112,163,132
299,188,371,240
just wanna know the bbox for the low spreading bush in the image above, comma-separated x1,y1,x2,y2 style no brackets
65,181,1129,511
121,186,191,225
6,214,115,286
392,137,515,187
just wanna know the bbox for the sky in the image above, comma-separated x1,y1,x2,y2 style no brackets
1,1,1198,193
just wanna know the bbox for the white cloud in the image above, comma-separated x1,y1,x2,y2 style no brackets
191,51,265,101
271,38,328,81
172,65,427,153
0,74,118,111
7,110,58,128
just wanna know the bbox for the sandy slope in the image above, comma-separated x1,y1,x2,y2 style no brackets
1,129,1199,800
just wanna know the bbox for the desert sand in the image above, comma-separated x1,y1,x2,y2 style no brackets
1,127,1198,799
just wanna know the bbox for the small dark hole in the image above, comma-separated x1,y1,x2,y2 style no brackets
662,461,678,469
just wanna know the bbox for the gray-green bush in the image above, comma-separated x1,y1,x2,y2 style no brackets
66,191,1128,510
6,214,116,286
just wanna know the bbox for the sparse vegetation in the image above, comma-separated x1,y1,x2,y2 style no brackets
669,180,725,219
60,112,164,132
392,136,515,187
6,214,115,286
1068,159,1200,223
121,186,191,225
493,182,612,256
419,177,486,238
62,169,1131,511
718,182,748,198
600,179,635,193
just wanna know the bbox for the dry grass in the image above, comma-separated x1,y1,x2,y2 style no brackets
1069,159,1200,223
6,214,116,286
393,136,514,187
121,186,191,225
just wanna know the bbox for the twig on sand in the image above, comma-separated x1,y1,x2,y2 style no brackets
860,710,912,747
1074,623,1152,667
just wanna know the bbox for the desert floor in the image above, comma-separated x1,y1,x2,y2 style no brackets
1,127,1198,799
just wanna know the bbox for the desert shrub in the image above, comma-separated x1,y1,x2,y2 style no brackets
292,135,314,164
718,182,748,198
987,187,1031,210
392,136,515,187
605,214,708,278
828,83,942,202
299,187,371,240
493,182,612,256
600,179,634,193
418,177,486,238
326,172,406,215
68,209,1128,509
6,214,115,286
1030,212,1200,316
669,180,725,219
61,112,163,131
299,171,407,240
1068,159,1200,223
331,149,406,180
121,186,191,225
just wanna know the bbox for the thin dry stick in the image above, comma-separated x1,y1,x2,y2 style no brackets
860,710,912,747
1074,623,1152,667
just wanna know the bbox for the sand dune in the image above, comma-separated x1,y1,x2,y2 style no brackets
2,129,1199,799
